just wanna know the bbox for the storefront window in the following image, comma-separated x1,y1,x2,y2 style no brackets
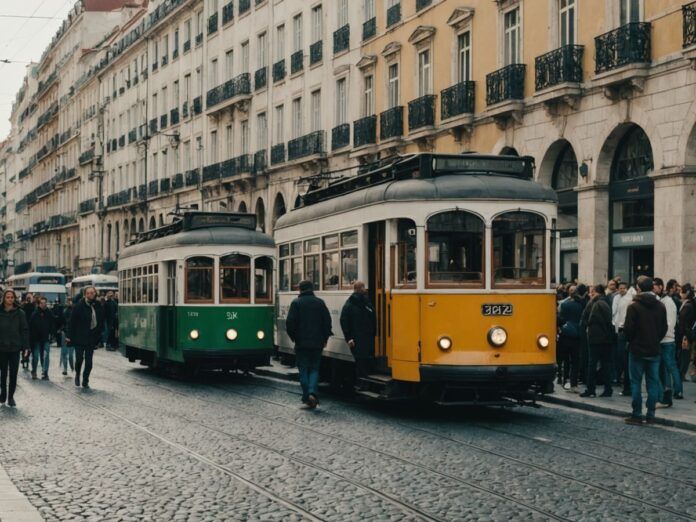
492,212,546,287
220,254,250,302
186,257,214,303
427,211,484,286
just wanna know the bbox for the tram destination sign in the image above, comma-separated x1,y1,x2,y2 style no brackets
481,304,513,316
185,213,256,231
433,156,532,178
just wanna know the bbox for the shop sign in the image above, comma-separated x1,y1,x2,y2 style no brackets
612,231,654,248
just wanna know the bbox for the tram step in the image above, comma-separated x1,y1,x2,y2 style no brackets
365,373,392,383
355,390,384,400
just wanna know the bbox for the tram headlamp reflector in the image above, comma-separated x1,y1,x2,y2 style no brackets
189,329,200,340
257,330,265,340
437,336,452,351
226,329,238,341
537,335,550,349
487,327,508,347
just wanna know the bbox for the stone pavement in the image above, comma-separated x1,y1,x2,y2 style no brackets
541,380,696,431
0,461,43,522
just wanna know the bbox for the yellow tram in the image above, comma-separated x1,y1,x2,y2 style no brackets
275,154,558,404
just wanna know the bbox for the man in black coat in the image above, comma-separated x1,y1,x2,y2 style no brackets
29,297,55,380
104,291,118,351
20,293,35,370
286,280,332,409
340,281,376,390
581,284,615,398
68,286,104,389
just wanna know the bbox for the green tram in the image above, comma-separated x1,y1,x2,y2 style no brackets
118,212,275,373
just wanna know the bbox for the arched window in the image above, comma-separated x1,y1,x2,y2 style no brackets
492,212,546,287
219,254,250,302
149,216,156,230
255,198,266,233
500,146,519,156
254,256,273,303
426,211,484,287
186,257,214,303
138,218,145,233
272,193,286,228
238,201,248,213
611,126,653,182
124,220,130,246
115,223,120,253
552,143,578,191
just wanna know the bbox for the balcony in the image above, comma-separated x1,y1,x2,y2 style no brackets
255,67,267,90
79,199,95,215
220,155,252,178
288,131,324,161
185,169,200,186
173,49,179,60
172,173,184,190
353,115,377,148
416,0,432,10
486,63,526,106
148,180,159,197
195,33,203,46
222,2,234,25
387,3,401,28
184,40,191,53
310,41,323,65
160,114,168,129
171,108,180,126
595,22,651,74
273,59,286,82
206,73,252,113
333,24,350,55
440,81,475,121
408,95,436,131
208,12,219,35
161,55,168,67
239,0,250,15
271,144,286,165
535,45,584,91
379,106,404,140
332,123,350,150
138,184,147,200
149,118,158,135
182,101,189,119
363,17,376,41
128,129,138,143
685,2,696,48
152,61,158,72
203,163,221,182
254,150,267,172
291,50,304,74
160,178,171,193
119,135,126,148
79,148,95,165
193,96,203,115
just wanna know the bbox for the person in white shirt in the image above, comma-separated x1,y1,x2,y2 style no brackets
653,278,682,406
612,282,635,395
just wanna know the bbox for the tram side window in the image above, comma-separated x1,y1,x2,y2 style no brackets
220,254,251,303
323,235,340,290
492,212,546,287
427,211,484,287
186,257,214,303
291,242,303,290
135,267,143,303
396,219,417,287
255,256,273,303
341,231,358,289
279,244,291,291
304,238,320,290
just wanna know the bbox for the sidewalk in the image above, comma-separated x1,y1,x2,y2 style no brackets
540,380,696,431
0,462,43,522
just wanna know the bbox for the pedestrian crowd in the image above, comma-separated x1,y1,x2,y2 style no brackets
0,286,117,408
556,275,696,425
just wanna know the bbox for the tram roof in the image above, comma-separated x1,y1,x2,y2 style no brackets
276,154,557,229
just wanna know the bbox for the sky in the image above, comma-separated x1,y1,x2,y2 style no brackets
0,0,76,140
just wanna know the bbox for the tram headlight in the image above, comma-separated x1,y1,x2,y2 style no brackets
257,330,265,340
437,336,453,351
487,327,508,347
189,329,200,340
226,329,238,341
537,335,550,350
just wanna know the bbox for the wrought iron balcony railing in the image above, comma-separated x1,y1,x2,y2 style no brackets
408,95,436,131
185,169,200,186
486,63,526,105
171,108,180,125
172,173,184,189
333,24,350,54
220,155,252,178
128,129,137,143
535,45,584,91
273,59,286,82
684,2,696,48
595,22,651,74
254,149,267,172
203,163,221,182
79,148,95,165
271,143,286,165
363,17,376,41
332,123,350,150
148,180,159,196
193,96,202,115
387,3,401,27
208,13,219,35
182,101,189,119
183,40,191,53
222,2,234,25
195,33,203,46
207,73,252,109
353,115,376,147
291,50,304,74
440,81,475,120
310,41,323,65
288,131,324,160
255,67,267,90
149,117,158,134
416,0,432,10
79,199,95,215
239,0,250,15
160,114,168,129
160,177,171,193
380,106,404,140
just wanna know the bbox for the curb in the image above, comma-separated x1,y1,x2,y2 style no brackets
539,394,696,432
253,366,299,382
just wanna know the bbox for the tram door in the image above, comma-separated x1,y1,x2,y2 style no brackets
164,261,177,356
368,222,388,371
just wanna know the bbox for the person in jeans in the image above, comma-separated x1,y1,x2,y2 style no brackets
558,285,583,392
60,300,75,375
20,293,35,370
581,284,615,398
29,297,55,380
612,281,634,395
654,278,681,406
623,276,668,425
68,287,104,389
285,280,333,409
0,290,30,408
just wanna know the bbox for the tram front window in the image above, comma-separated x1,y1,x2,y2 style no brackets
492,212,546,287
255,256,273,303
426,211,484,287
220,254,251,302
186,257,214,303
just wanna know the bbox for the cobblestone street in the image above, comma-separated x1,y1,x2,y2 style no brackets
1,348,696,521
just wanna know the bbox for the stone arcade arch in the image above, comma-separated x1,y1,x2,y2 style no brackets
272,193,286,229
149,216,156,230
255,198,266,233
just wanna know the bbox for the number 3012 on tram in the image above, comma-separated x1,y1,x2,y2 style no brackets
118,213,275,373
275,153,559,404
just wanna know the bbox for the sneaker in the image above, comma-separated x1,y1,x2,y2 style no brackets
74,375,80,387
306,394,317,409
62,371,67,376
563,382,571,390
674,393,684,400
41,374,49,381
7,397,16,408
579,390,596,398
82,382,90,389
624,416,643,426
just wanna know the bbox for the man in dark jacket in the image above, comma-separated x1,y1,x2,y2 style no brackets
68,286,104,389
0,290,30,407
340,281,377,390
581,284,615,398
286,280,332,409
558,286,584,392
29,297,55,380
623,276,668,425
20,293,35,370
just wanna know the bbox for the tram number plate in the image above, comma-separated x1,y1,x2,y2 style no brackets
481,304,513,316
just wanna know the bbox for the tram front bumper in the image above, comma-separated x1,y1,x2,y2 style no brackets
419,363,556,384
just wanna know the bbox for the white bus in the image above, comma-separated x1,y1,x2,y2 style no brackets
6,272,68,304
69,274,119,299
